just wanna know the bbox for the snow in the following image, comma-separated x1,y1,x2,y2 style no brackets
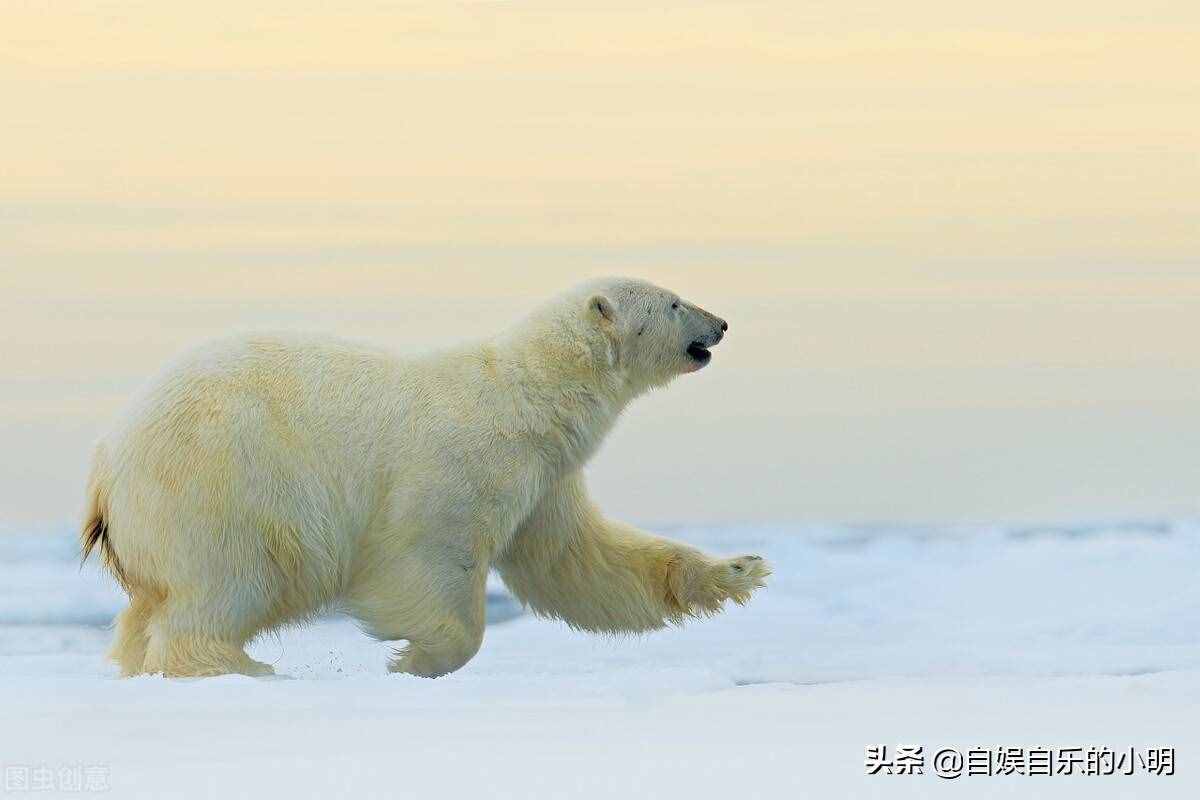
2,521,1198,798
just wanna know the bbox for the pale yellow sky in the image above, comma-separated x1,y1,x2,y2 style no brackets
2,2,1198,527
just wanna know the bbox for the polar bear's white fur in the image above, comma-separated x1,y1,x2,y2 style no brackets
82,277,769,678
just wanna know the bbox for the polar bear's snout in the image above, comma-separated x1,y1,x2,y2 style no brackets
683,304,728,370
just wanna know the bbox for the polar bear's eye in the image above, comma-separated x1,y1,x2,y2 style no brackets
671,302,679,310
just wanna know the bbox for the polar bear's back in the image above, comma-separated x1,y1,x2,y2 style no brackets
96,332,414,609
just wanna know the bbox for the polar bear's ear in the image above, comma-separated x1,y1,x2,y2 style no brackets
588,294,617,326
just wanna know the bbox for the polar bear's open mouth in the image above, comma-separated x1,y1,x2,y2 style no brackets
686,341,712,366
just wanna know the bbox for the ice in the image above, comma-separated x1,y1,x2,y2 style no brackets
1,521,1197,797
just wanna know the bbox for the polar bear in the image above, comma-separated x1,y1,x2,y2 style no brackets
81,277,769,678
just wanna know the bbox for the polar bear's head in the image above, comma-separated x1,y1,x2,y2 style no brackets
578,277,728,390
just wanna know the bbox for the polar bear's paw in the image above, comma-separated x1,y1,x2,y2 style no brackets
388,634,482,679
670,553,770,618
718,555,771,605
241,657,277,677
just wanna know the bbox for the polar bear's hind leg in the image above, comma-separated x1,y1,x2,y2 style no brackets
140,591,277,678
108,591,162,677
145,633,275,678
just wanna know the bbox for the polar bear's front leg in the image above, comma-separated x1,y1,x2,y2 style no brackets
346,549,488,678
497,473,769,633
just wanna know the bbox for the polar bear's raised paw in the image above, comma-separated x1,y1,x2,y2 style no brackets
705,556,772,606
667,552,771,618
721,555,771,605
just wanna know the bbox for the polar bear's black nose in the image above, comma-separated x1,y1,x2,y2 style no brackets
720,320,728,332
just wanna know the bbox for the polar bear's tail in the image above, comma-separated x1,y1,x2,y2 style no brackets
80,445,128,591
